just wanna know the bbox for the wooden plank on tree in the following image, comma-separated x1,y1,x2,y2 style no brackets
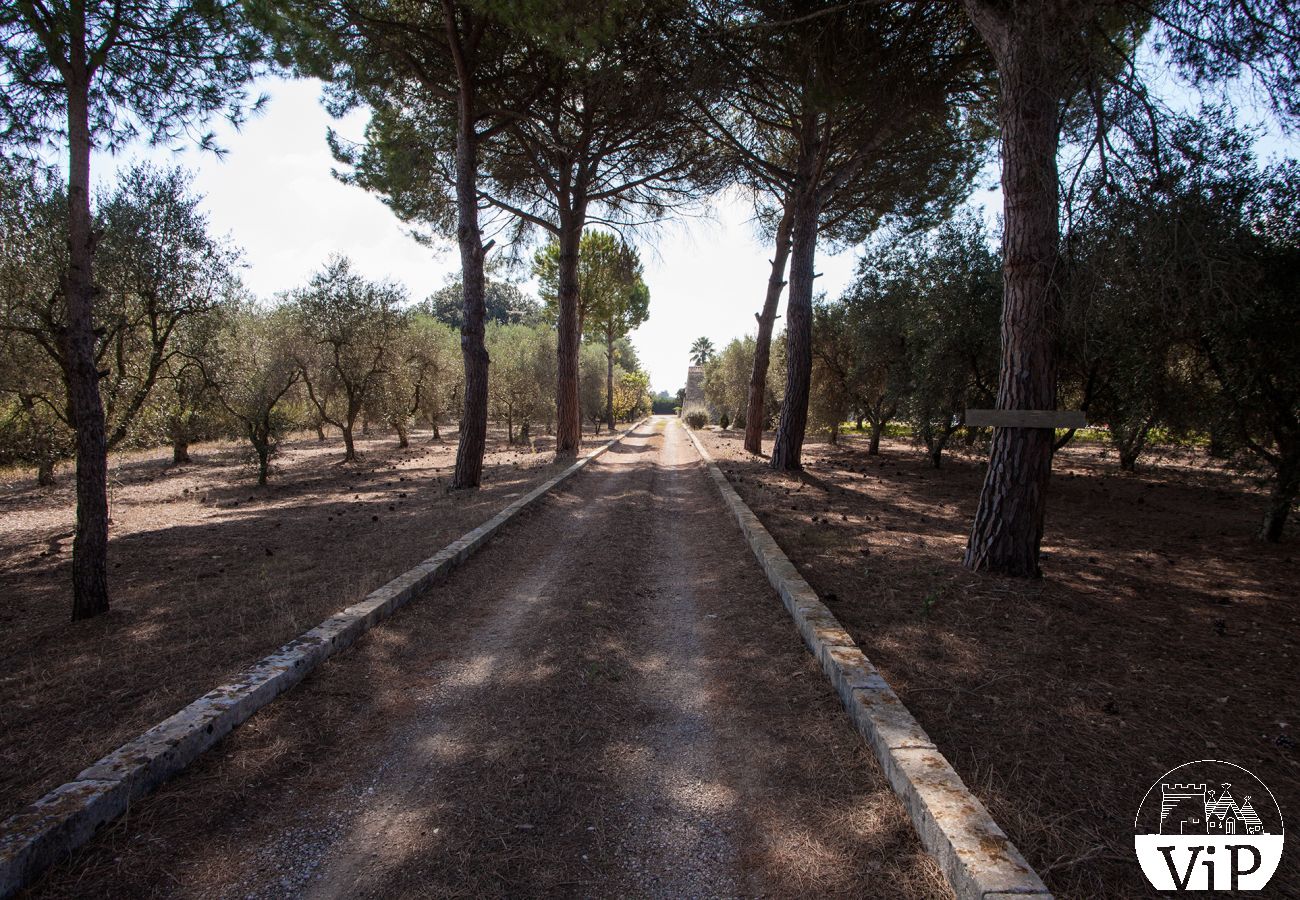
964,409,1087,429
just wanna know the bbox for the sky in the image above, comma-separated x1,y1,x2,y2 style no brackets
93,72,1293,397
93,76,870,396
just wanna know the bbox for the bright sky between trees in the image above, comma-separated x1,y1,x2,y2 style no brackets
89,72,1289,398
86,76,882,396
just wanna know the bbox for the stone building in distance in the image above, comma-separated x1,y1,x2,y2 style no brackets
681,365,712,420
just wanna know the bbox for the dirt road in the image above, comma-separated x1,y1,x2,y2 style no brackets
28,417,948,899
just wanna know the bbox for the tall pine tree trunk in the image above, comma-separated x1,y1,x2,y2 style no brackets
65,74,110,621
771,153,821,472
605,328,616,431
447,19,489,489
963,4,1065,577
554,215,584,457
744,203,793,455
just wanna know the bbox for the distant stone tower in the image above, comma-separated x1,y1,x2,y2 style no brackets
1160,783,1208,835
681,365,711,420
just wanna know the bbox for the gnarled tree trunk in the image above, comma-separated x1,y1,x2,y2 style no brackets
341,422,358,461
1262,451,1298,542
744,203,793,455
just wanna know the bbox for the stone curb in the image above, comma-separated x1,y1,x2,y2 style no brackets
681,425,1052,900
0,420,648,899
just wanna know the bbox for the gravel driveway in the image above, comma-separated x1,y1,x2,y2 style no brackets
27,417,949,900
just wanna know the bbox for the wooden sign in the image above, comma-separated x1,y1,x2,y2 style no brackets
964,409,1088,429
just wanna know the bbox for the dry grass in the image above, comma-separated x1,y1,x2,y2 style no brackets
0,425,607,822
701,427,1300,899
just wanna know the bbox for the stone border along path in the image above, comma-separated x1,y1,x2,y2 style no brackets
0,420,647,899
682,425,1052,900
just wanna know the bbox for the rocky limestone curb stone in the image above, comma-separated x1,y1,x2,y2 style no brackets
0,419,648,899
680,424,1052,900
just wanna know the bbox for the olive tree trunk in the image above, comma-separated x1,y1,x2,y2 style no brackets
341,421,358,461
744,203,793,455
1261,451,1298,542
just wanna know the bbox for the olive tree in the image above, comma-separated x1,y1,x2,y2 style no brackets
204,303,302,485
289,257,406,462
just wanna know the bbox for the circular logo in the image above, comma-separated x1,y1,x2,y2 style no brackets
1134,760,1285,891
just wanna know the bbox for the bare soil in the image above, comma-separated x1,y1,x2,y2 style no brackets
699,427,1300,899
22,418,948,899
0,425,611,823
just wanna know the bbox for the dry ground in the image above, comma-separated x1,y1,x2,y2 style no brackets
699,426,1299,899
21,418,948,899
0,425,614,823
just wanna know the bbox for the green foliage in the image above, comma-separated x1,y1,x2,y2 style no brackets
0,162,239,475
1071,112,1300,536
685,411,708,430
534,232,647,333
650,390,677,414
839,211,999,465
613,369,652,422
0,0,265,156
288,256,407,459
689,336,715,366
486,322,554,443
205,301,302,484
423,278,542,329
702,336,761,428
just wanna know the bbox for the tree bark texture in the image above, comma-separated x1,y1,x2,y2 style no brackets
1261,453,1298,542
963,4,1066,577
554,218,584,457
771,164,821,472
447,20,490,490
744,204,793,455
65,75,111,621
605,329,616,432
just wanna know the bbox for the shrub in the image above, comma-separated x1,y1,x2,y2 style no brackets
719,411,731,430
685,411,708,430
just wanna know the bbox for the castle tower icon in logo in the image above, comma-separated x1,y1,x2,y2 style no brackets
1161,783,1208,834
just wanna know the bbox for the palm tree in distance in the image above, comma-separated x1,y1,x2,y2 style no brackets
689,337,716,366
